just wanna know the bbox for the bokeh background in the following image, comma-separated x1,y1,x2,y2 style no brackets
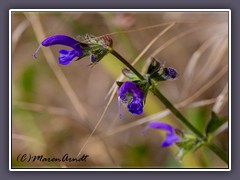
11,11,229,168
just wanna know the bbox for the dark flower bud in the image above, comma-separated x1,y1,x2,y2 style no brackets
145,57,178,82
162,67,178,80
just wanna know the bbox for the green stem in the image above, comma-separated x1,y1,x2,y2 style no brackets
111,49,203,136
151,85,204,138
110,49,145,80
110,49,228,164
206,143,228,164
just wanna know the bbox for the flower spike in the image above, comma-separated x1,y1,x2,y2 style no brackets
33,34,113,66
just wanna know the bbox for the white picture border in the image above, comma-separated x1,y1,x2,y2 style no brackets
9,9,231,171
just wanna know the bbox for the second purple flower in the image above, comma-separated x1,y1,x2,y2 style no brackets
118,81,145,118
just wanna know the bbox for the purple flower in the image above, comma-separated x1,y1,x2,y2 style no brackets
143,121,179,148
118,81,144,118
33,35,83,65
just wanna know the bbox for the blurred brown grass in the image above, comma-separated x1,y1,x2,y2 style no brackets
11,11,228,168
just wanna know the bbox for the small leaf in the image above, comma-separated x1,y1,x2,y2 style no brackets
149,72,167,82
205,111,226,136
136,80,149,100
176,139,201,161
122,68,140,81
116,81,124,87
175,129,184,138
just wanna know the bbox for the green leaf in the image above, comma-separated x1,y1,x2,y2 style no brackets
205,111,226,136
185,107,209,133
176,139,202,161
89,48,109,64
76,34,113,65
122,68,140,81
149,72,167,82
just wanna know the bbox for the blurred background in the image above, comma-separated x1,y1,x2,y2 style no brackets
11,11,229,168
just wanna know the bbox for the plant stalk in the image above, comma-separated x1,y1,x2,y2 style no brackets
110,49,228,164
206,143,228,164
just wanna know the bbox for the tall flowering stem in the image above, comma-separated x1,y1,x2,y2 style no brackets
110,49,228,164
110,50,145,81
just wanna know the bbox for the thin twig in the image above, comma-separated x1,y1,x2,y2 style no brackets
212,83,229,138
88,98,217,140
193,36,228,87
77,89,116,157
104,20,225,37
181,32,226,99
212,83,228,113
180,66,228,106
12,20,29,52
152,27,199,57
106,23,176,99
133,23,176,65
13,101,72,117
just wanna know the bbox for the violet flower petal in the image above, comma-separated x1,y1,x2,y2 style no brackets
146,121,179,148
118,81,144,116
41,35,81,50
58,49,80,65
127,100,143,115
33,34,83,65
118,81,142,98
148,122,174,133
161,132,179,147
